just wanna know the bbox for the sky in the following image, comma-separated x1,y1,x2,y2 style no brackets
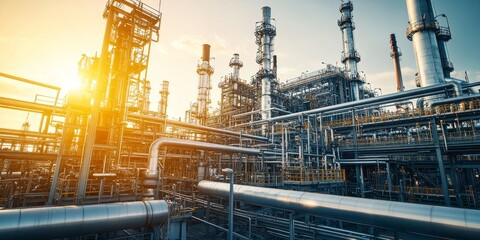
0,0,479,129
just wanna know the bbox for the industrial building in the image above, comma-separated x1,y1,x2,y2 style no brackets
0,0,479,239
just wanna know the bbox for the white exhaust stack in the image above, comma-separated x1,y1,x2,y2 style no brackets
196,44,214,125
255,6,276,121
406,0,445,88
338,1,362,101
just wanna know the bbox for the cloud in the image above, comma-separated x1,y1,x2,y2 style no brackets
212,34,230,56
155,43,167,54
171,34,208,56
170,34,247,58
473,71,480,82
366,67,417,95
0,36,29,44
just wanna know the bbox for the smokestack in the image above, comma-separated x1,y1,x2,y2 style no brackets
406,0,445,87
338,0,362,101
390,34,404,92
229,53,243,79
255,6,276,126
202,44,210,62
158,80,169,118
196,44,214,125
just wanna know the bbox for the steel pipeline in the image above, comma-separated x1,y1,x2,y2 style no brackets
0,200,169,240
198,180,480,239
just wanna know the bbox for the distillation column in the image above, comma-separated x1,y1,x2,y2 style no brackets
255,6,276,121
390,34,404,92
435,14,454,78
338,1,362,101
158,80,169,118
406,0,445,88
196,44,214,125
230,53,243,79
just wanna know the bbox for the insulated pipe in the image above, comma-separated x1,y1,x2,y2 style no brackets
253,83,454,124
127,113,268,142
0,200,169,240
198,181,480,239
145,138,261,198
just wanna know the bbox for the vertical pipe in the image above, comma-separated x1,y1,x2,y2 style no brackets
430,118,451,206
386,162,392,200
289,213,295,240
228,171,234,240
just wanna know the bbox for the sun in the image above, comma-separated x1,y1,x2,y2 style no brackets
60,74,83,95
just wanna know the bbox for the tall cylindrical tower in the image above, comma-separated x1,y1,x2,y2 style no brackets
435,14,454,78
255,6,276,121
196,44,214,125
390,34,404,92
158,80,169,118
229,53,243,79
338,1,362,101
406,0,445,87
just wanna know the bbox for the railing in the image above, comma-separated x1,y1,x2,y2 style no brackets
375,184,455,196
326,99,480,128
282,167,345,183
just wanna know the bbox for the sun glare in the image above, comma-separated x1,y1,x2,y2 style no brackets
60,75,82,94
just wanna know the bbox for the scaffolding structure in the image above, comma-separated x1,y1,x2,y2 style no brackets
1,0,480,239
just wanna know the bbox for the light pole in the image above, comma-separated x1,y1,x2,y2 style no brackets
222,168,234,240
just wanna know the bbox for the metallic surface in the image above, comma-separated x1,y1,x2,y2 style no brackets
338,1,361,101
229,53,243,79
406,0,445,87
196,44,214,125
198,181,480,239
145,138,262,198
0,200,169,240
257,6,276,121
158,80,169,118
256,83,454,124
127,113,268,142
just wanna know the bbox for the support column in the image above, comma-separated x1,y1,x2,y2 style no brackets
430,118,451,206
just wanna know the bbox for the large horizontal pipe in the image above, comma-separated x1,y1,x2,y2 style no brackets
0,97,64,114
128,113,268,142
0,72,61,90
0,200,169,240
198,180,480,239
247,83,455,125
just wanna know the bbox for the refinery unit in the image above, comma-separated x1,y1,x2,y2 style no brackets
0,0,480,239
